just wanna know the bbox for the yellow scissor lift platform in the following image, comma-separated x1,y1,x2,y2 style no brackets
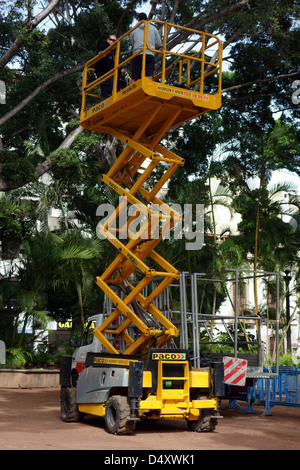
78,20,223,429
81,21,222,138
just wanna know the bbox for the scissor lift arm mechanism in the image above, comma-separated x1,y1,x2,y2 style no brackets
80,20,222,357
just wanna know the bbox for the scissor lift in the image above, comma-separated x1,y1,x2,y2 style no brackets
67,20,224,433
80,20,222,356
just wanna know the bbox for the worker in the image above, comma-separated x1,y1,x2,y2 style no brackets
130,13,161,82
94,34,117,99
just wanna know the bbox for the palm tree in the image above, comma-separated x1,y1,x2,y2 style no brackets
9,232,57,346
51,229,103,332
7,229,103,345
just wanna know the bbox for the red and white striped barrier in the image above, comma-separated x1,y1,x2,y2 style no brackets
223,356,247,386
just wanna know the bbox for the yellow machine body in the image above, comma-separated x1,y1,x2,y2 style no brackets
74,20,223,427
77,350,218,420
78,361,218,421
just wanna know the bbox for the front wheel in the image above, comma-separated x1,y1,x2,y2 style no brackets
187,409,217,432
104,395,136,435
60,386,83,422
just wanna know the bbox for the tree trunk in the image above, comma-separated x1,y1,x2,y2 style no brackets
18,312,29,347
76,284,85,333
254,200,260,315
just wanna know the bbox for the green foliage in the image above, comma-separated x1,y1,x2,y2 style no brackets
27,339,74,368
4,347,30,369
0,193,37,253
0,339,75,369
232,183,300,271
265,352,300,368
199,324,258,354
50,148,84,187
277,352,298,367
0,149,38,185
263,121,300,174
0,227,104,351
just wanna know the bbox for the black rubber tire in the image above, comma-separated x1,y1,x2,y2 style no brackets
104,395,136,435
187,409,217,432
60,386,82,422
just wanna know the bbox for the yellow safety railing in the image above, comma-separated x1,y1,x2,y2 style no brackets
81,20,222,115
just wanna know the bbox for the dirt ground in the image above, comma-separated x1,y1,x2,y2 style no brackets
0,387,300,452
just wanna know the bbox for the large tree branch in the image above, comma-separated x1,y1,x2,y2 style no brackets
190,0,252,30
0,63,84,127
148,0,160,19
222,71,300,94
0,0,62,67
167,0,253,51
116,0,140,37
0,125,84,191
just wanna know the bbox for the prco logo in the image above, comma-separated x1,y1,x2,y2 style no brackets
152,352,186,360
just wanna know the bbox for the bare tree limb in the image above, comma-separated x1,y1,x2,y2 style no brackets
189,0,253,30
0,63,84,127
0,0,62,66
148,0,160,20
169,0,181,25
167,0,253,51
116,0,140,37
223,71,300,94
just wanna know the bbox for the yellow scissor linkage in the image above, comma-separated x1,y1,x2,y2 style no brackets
80,20,222,356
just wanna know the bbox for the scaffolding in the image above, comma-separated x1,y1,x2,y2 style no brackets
179,269,280,377
102,268,280,377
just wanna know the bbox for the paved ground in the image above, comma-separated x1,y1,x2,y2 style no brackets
0,387,299,452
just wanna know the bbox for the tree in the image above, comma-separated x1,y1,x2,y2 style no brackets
232,182,300,315
0,193,37,254
0,229,104,346
0,0,299,192
1,231,57,347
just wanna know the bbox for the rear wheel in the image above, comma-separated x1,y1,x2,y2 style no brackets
60,386,83,422
105,395,136,435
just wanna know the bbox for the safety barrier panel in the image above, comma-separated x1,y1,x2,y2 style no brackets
227,366,300,415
